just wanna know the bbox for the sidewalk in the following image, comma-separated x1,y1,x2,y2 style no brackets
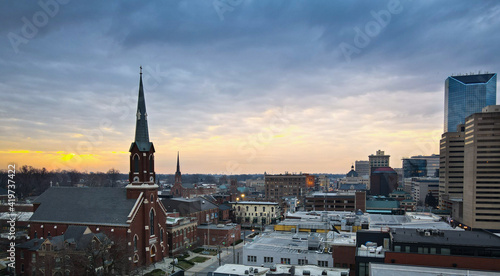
141,242,246,275
187,242,246,275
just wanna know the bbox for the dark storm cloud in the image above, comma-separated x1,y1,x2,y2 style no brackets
0,0,499,172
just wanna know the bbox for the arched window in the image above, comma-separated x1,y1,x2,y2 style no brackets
254,207,257,212
246,206,249,211
134,235,138,251
134,155,139,172
150,209,155,236
149,155,154,172
271,207,274,212
160,229,164,242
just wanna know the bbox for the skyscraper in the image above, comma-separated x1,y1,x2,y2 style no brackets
439,125,465,210
402,158,427,179
463,105,500,230
444,73,497,132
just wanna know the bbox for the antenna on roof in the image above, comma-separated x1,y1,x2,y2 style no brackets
140,66,142,75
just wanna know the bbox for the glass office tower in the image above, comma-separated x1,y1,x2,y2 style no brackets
444,73,496,132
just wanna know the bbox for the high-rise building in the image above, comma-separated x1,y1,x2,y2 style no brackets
463,105,500,230
402,158,427,179
355,160,370,177
444,73,497,132
438,125,465,210
408,155,440,177
369,150,390,171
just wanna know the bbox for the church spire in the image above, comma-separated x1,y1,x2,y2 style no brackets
175,152,182,185
134,66,150,150
176,151,180,173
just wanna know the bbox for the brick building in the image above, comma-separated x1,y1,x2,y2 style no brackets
171,153,217,198
355,228,500,276
197,224,241,247
265,173,315,206
16,226,112,275
166,215,198,256
304,192,366,212
161,197,220,225
19,70,170,273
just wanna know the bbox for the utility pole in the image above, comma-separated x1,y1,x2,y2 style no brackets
218,245,221,266
231,233,236,264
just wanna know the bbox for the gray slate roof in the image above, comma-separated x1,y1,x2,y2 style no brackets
30,187,137,226
161,197,218,216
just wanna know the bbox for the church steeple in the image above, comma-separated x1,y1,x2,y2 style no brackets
175,152,182,185
134,66,150,150
128,67,156,189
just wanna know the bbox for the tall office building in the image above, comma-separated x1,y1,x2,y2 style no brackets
409,154,440,177
355,160,370,177
369,150,390,171
439,124,465,210
463,106,500,230
444,73,496,132
402,158,427,179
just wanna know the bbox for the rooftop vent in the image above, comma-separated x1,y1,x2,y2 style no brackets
322,270,327,275
303,270,311,275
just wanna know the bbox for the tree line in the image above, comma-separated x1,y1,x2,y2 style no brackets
0,166,124,200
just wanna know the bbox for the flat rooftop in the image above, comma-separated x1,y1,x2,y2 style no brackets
213,264,349,276
370,263,499,276
368,213,455,230
391,228,500,247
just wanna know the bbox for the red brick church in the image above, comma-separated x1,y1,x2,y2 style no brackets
171,153,216,198
19,69,170,274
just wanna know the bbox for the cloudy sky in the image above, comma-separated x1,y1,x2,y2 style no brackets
1,0,499,174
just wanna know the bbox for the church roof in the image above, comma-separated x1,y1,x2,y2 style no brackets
161,197,218,216
30,187,137,226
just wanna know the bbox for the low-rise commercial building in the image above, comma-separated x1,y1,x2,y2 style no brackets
210,264,349,276
243,232,334,268
231,201,280,226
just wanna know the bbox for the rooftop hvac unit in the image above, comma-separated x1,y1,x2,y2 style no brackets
425,232,431,237
303,270,311,275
